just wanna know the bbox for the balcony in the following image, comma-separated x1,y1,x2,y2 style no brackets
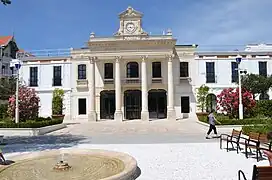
104,79,114,84
152,77,162,83
179,76,191,83
122,78,141,85
76,79,88,88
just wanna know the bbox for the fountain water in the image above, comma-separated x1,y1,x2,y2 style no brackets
53,153,71,171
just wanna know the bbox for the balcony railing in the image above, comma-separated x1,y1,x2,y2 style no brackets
122,78,141,84
104,79,114,84
152,77,162,83
179,76,191,83
76,79,88,88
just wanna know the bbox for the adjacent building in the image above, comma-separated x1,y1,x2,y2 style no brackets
0,36,19,77
18,7,272,123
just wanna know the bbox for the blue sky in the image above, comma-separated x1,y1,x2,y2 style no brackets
1,0,272,51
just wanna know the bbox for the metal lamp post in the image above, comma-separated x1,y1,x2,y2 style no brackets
10,58,22,124
236,55,243,120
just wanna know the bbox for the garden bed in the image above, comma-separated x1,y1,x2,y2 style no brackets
197,113,271,125
0,117,66,136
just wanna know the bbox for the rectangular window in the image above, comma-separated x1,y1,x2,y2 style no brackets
259,61,267,77
104,63,113,79
152,62,161,78
181,96,190,113
29,67,38,87
53,66,62,86
78,64,86,80
206,62,215,83
180,62,189,77
78,98,87,115
231,62,238,83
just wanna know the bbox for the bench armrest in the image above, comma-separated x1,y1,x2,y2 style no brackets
220,134,232,138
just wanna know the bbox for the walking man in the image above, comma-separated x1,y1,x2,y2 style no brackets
206,109,221,139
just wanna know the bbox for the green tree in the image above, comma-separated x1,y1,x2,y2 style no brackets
240,74,272,99
0,77,16,100
52,88,64,115
196,85,210,112
1,0,11,5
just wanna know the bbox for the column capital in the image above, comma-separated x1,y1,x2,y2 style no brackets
88,56,97,63
115,55,122,63
165,54,175,62
141,55,148,61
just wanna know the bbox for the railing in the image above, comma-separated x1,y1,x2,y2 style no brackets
122,78,141,84
152,78,162,83
18,48,71,58
179,77,191,83
104,79,114,84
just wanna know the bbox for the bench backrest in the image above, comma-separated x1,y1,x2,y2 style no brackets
232,129,242,137
252,165,272,180
249,132,260,141
259,134,269,144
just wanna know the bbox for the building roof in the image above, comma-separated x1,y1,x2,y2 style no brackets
0,36,13,46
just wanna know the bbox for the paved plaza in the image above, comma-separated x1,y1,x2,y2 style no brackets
1,119,269,179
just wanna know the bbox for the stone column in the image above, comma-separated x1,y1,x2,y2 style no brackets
167,55,176,121
114,56,123,122
88,57,97,121
141,55,149,121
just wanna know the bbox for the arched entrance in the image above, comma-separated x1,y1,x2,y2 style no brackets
206,94,217,112
100,90,115,119
148,89,167,119
124,90,141,120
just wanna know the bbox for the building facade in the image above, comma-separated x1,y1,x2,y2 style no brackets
19,7,272,123
195,44,272,112
20,7,196,122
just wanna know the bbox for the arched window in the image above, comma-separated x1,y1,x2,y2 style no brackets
259,93,269,100
127,62,139,78
206,94,217,112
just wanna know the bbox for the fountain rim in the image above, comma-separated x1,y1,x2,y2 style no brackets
0,148,138,180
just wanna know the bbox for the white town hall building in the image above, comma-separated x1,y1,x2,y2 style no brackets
18,6,272,122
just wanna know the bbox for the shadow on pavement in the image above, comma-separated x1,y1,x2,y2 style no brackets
2,134,87,154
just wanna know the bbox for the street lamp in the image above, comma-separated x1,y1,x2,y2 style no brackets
236,54,243,120
10,58,22,123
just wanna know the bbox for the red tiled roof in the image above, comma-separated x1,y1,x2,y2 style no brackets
0,36,13,46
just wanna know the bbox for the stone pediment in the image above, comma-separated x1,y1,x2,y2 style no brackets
119,6,143,19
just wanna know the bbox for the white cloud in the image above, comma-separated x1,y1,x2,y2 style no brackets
172,0,272,50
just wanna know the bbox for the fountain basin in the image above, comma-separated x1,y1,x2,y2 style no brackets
0,149,138,180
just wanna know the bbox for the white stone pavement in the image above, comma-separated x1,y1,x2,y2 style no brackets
4,142,268,180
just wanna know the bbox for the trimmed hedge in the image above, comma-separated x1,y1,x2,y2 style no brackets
0,118,63,128
197,114,271,125
242,125,272,135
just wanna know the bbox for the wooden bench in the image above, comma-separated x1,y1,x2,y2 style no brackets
238,165,272,180
246,133,272,162
238,132,260,158
220,129,242,153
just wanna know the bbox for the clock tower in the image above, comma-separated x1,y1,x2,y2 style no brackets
115,6,148,37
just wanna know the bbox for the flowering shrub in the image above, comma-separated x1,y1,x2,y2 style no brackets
217,87,256,118
7,85,40,121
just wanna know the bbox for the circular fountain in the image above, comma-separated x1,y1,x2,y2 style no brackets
0,149,139,180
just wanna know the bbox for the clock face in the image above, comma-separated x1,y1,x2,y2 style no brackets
125,22,136,33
